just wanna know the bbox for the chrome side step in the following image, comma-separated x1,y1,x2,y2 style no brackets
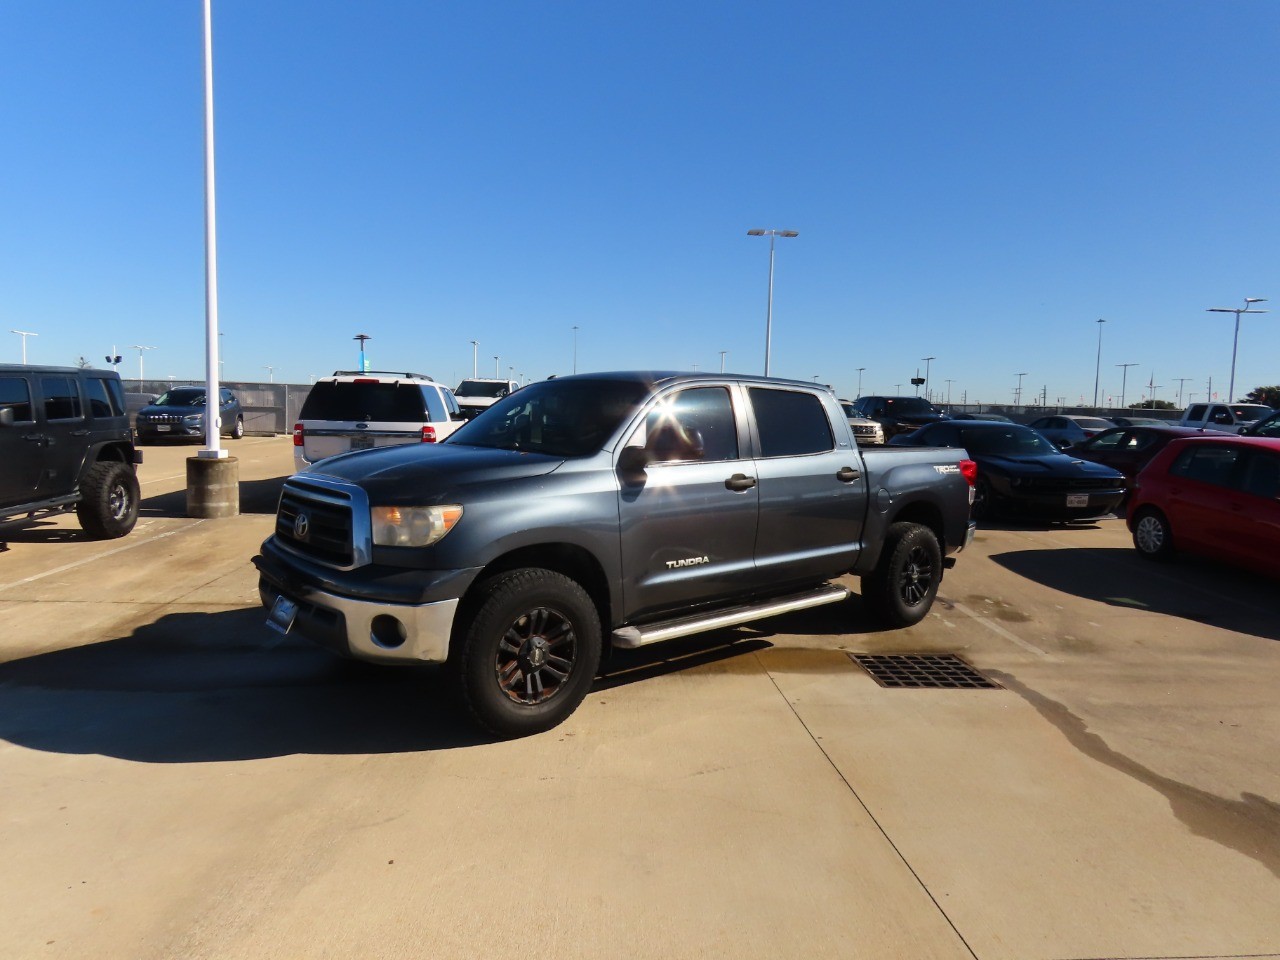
611,583,850,649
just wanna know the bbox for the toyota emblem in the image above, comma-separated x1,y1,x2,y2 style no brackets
293,512,311,541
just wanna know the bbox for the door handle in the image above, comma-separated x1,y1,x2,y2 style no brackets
70,429,89,437
836,466,861,482
725,473,757,491
21,434,46,446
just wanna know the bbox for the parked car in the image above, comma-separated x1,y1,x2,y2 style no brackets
1177,402,1272,434
0,364,142,539
1025,414,1115,448
257,371,977,737
1238,408,1280,438
134,386,243,443
1070,425,1206,492
839,401,885,445
1109,416,1169,427
850,395,947,440
950,412,1012,422
294,370,465,472
454,378,521,419
1128,435,1280,577
891,420,1126,521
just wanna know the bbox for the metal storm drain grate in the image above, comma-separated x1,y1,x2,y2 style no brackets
849,653,1001,689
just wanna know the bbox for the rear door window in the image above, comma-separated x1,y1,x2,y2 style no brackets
1169,445,1241,486
421,386,446,423
748,388,834,458
41,376,83,421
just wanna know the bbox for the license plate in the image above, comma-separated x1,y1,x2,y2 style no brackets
350,435,374,450
1065,494,1089,507
266,595,298,635
156,424,171,432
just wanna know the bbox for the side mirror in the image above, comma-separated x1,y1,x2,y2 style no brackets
0,407,14,428
617,445,650,484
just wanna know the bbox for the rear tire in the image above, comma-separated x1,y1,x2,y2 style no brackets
76,461,139,539
454,568,602,739
231,416,244,440
1132,508,1174,561
861,522,942,628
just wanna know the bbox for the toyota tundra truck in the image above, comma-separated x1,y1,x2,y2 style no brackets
255,372,977,738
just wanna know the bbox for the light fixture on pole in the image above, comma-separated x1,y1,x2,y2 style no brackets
1206,298,1268,402
353,333,371,372
105,347,123,369
131,345,157,386
494,355,499,378
10,329,37,364
1091,318,1106,407
1115,362,1138,409
746,228,799,376
921,356,935,400
572,326,579,374
470,340,478,378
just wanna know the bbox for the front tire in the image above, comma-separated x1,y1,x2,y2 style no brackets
230,416,244,440
861,521,942,628
76,461,140,539
1132,508,1174,561
454,568,602,739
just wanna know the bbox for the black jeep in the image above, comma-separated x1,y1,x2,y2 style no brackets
0,364,143,539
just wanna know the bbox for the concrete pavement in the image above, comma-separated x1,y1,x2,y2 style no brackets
1,438,1277,959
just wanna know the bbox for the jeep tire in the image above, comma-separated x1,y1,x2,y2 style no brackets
76,461,140,539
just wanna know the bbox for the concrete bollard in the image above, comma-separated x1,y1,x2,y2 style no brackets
186,456,240,518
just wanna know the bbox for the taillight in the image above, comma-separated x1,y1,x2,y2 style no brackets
421,425,437,443
293,423,304,447
959,459,978,486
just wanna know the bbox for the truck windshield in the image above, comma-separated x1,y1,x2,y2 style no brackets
886,397,937,415
447,379,650,457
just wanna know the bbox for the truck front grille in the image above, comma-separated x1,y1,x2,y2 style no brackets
274,475,371,569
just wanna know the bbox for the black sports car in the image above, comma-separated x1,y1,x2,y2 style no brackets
891,420,1126,520
135,387,244,443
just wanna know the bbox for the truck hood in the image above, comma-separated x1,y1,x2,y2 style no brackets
304,443,564,501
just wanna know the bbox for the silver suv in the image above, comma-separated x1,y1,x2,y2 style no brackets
293,370,465,472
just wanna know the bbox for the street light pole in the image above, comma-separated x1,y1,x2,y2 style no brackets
263,365,275,383
856,367,865,396
1015,372,1028,406
1173,377,1192,407
131,345,156,386
493,356,499,378
353,333,371,372
921,357,935,402
1115,362,1138,410
1092,318,1105,407
10,329,37,363
1207,298,1268,403
470,340,478,378
746,228,799,376
572,325,579,374
719,350,727,373
944,379,954,406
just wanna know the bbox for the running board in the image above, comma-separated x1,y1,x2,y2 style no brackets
611,583,851,649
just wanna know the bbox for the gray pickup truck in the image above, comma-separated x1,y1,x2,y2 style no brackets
255,372,976,737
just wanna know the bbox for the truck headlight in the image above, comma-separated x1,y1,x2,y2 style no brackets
370,505,463,547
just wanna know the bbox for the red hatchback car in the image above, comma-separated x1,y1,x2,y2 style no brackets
1127,435,1280,576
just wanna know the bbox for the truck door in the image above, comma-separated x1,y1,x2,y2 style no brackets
0,374,41,506
616,385,759,622
746,387,867,587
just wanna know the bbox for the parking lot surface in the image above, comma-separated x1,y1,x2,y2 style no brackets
1,439,1277,960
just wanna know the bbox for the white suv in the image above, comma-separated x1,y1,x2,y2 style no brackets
454,378,520,419
293,370,465,472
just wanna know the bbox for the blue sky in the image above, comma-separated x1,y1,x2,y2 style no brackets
2,1,1276,406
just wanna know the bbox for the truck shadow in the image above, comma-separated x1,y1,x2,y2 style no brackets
0,608,485,762
990,547,1280,642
